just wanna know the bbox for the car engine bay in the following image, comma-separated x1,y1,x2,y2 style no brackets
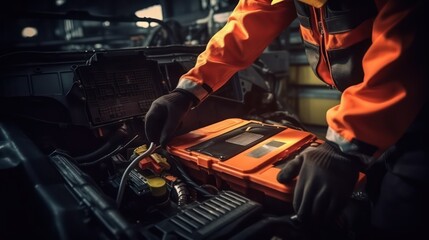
0,45,372,240
5,0,393,231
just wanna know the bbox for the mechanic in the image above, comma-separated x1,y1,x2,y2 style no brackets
145,0,428,239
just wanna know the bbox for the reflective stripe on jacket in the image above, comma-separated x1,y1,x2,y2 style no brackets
178,0,427,161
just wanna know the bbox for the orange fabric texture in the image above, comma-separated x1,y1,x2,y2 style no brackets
327,0,426,155
324,19,373,50
180,0,297,92
297,0,327,8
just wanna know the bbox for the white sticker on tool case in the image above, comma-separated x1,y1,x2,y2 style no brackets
247,141,285,158
225,132,263,146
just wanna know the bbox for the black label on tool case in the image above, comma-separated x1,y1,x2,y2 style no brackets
187,123,285,161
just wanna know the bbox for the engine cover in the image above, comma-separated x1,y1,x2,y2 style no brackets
167,118,320,202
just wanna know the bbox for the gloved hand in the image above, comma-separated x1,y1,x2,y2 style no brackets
145,89,198,146
277,142,362,227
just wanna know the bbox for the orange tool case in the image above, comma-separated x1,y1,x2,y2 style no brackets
167,118,320,202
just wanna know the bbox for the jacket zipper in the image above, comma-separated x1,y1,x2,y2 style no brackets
315,7,336,89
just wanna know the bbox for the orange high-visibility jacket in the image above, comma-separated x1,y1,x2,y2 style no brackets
177,0,426,161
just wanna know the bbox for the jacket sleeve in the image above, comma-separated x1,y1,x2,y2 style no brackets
326,0,427,160
177,0,297,102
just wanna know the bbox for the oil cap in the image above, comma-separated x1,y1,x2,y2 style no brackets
146,177,167,197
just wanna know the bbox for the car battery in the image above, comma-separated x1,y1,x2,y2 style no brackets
167,118,320,202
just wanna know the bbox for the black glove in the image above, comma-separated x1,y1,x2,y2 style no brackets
145,89,198,146
277,142,362,228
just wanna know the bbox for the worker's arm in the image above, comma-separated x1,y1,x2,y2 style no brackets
177,0,297,102
326,0,427,160
145,0,297,145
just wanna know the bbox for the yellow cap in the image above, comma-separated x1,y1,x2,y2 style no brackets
146,177,167,197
